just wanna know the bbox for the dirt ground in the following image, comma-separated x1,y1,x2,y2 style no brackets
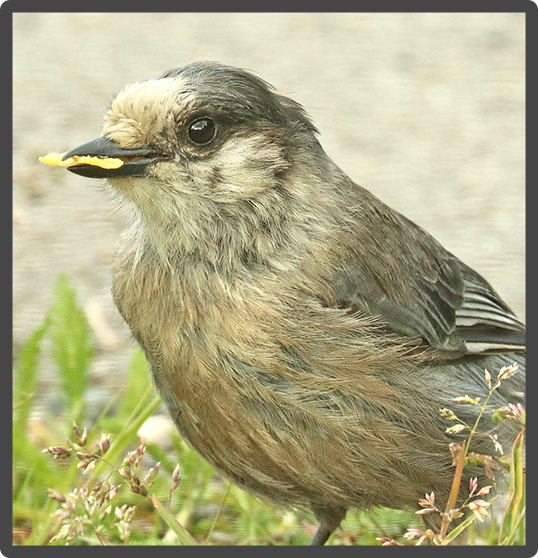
13,13,525,416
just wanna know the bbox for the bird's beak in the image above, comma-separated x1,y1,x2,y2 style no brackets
62,135,172,179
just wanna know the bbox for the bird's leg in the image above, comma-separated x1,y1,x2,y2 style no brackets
308,523,334,546
309,505,346,545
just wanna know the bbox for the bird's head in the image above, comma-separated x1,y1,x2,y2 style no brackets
63,62,321,209
58,63,342,270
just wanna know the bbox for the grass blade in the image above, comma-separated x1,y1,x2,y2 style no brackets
50,275,94,423
499,427,525,545
13,313,51,437
151,495,198,545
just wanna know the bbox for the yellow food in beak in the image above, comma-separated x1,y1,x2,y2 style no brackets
39,152,124,169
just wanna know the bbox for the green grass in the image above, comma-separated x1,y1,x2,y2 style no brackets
12,275,525,546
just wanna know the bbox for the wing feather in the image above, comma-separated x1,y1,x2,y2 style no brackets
329,182,525,358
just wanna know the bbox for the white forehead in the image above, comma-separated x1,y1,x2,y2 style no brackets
102,77,196,148
110,77,195,118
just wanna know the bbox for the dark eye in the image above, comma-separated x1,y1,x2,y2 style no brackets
188,117,217,145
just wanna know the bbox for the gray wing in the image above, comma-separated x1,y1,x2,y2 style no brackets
330,185,525,358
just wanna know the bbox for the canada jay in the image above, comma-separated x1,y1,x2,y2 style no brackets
54,62,525,545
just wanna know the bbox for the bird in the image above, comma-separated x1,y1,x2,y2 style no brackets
52,62,525,545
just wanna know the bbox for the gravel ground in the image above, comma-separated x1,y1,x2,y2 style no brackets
13,13,525,417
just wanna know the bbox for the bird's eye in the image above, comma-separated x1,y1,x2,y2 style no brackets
188,118,217,145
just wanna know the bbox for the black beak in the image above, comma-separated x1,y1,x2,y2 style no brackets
63,136,171,178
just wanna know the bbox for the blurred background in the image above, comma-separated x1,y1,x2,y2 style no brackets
13,12,525,423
